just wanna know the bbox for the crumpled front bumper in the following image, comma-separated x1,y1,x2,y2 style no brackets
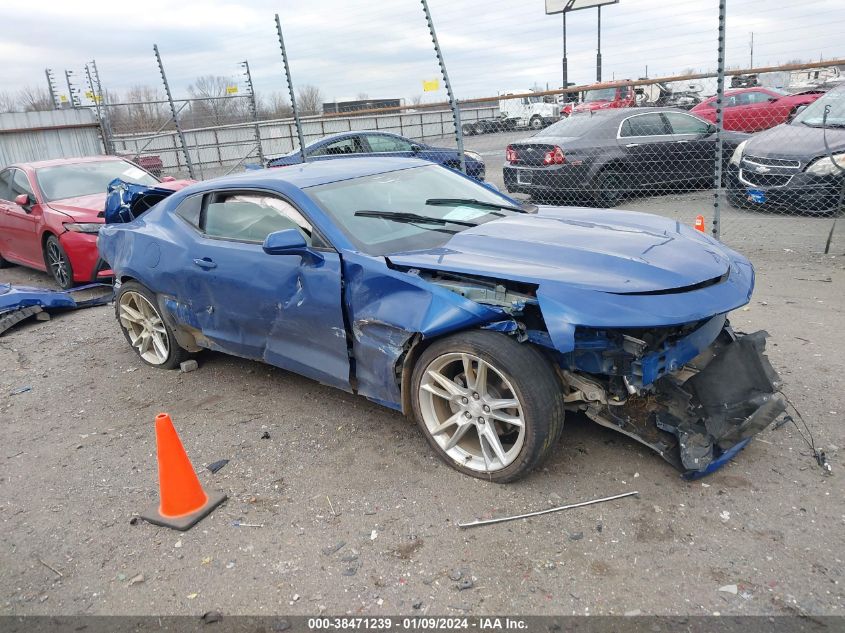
582,327,785,477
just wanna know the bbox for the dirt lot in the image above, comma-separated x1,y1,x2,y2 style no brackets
1,201,843,617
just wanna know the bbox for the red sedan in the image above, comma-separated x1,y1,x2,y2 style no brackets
0,156,189,288
691,87,824,132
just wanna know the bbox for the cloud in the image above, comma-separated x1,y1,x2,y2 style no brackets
0,0,841,105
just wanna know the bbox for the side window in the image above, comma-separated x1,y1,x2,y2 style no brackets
202,193,313,244
665,112,711,135
174,194,202,229
747,91,773,104
365,135,413,153
0,170,13,201
310,136,363,157
11,169,34,197
620,114,669,137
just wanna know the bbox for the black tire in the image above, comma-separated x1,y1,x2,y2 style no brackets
0,250,12,268
529,116,544,131
462,123,476,136
43,234,74,289
410,330,564,483
593,168,627,207
115,281,191,370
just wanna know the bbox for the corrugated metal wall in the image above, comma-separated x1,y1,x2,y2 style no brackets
0,109,104,165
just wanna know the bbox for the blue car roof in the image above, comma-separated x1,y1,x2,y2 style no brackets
199,156,432,190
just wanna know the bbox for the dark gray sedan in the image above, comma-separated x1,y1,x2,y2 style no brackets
503,108,748,206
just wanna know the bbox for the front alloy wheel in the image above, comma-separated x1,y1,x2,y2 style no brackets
419,352,525,472
411,330,564,482
44,235,73,289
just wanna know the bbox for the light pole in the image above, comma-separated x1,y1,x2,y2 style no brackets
545,0,618,89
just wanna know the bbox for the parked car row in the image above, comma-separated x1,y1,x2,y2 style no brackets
504,84,845,215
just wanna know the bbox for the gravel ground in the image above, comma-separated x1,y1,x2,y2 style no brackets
0,183,843,617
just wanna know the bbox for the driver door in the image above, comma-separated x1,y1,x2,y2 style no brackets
0,168,41,266
175,190,350,390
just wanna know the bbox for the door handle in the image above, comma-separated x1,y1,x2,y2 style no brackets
193,257,217,270
625,143,639,148
676,140,690,144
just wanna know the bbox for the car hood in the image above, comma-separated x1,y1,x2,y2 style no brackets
744,122,845,159
387,207,731,294
47,193,107,222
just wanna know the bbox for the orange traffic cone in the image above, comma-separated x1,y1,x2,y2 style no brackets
694,214,706,232
140,413,226,531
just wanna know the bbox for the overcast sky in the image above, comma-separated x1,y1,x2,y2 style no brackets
0,0,842,105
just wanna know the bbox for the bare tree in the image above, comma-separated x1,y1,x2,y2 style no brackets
186,75,244,127
356,92,369,101
18,85,53,111
0,91,18,113
111,85,170,134
260,92,294,120
296,84,323,115
410,94,423,106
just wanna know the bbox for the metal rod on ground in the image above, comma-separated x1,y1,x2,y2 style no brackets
275,14,307,164
154,44,195,179
712,0,727,241
421,0,466,174
458,491,639,529
242,60,265,166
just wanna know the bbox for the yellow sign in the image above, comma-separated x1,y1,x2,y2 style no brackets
59,95,68,103
226,86,239,94
422,79,440,92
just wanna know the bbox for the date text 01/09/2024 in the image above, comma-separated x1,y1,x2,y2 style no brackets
307,617,528,630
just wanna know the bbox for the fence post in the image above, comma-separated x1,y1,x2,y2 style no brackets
85,64,110,155
712,0,727,241
88,60,115,154
241,60,265,165
45,69,59,110
153,44,196,179
420,0,466,174
64,70,78,108
275,14,307,163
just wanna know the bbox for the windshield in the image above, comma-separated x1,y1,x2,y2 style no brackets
36,160,158,202
306,165,523,256
541,113,604,137
583,88,617,102
792,87,845,127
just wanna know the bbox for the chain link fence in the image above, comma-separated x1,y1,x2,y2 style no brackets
35,1,845,253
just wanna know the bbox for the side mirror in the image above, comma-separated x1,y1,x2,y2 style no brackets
410,144,422,153
160,176,176,182
262,229,324,265
790,105,808,121
14,193,32,211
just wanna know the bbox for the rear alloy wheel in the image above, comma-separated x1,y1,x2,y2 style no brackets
116,281,190,369
594,169,626,207
411,330,564,482
44,235,74,289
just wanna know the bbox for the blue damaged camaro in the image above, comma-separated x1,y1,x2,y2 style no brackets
98,158,784,482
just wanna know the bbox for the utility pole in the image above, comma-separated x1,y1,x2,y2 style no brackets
562,11,568,90
596,5,602,82
749,32,754,69
154,44,196,178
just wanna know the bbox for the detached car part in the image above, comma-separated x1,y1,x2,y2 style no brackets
0,283,113,336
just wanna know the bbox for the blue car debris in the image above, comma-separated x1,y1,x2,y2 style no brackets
263,131,486,181
98,157,784,482
0,283,113,336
